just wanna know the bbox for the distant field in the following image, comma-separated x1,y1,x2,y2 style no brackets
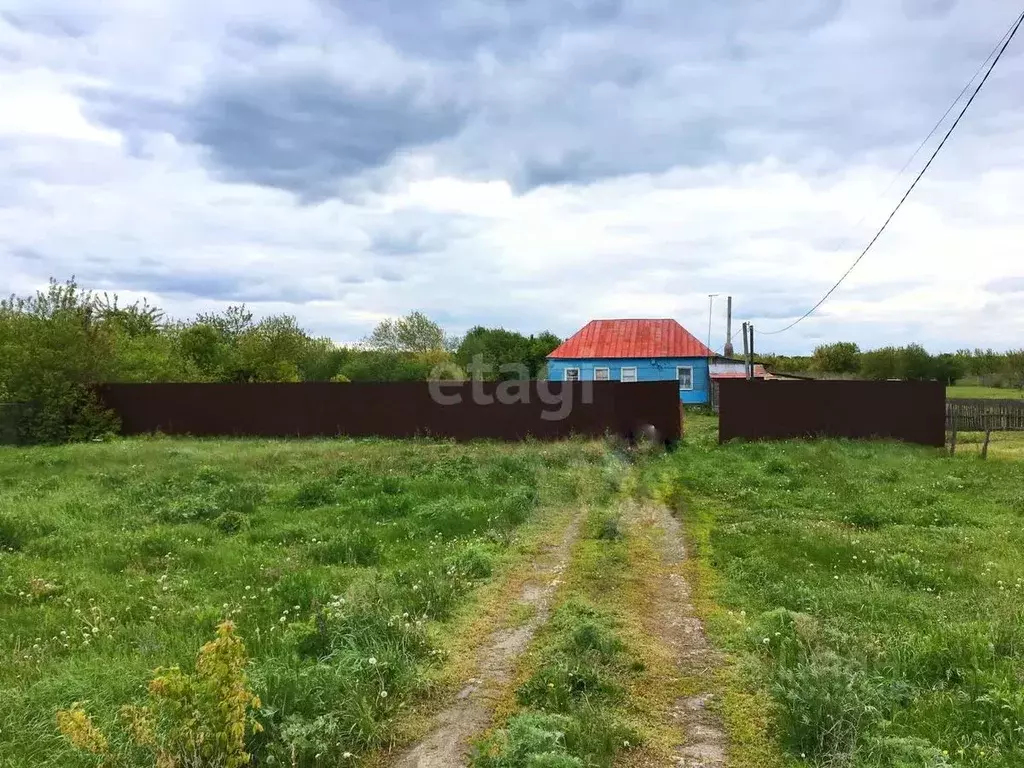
644,414,1024,767
0,437,601,766
948,385,1024,400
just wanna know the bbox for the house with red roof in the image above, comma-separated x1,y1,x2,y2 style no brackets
546,318,717,404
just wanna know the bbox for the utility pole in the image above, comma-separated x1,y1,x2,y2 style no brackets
724,296,734,358
748,324,755,380
706,294,719,354
745,319,753,380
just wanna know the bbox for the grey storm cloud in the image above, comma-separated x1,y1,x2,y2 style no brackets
320,0,625,59
1,9,96,38
81,79,466,199
188,79,466,199
369,228,445,258
86,271,334,304
365,211,484,257
69,0,1023,196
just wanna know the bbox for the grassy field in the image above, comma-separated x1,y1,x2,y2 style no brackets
641,415,1024,767
947,385,1024,400
8,421,1024,768
0,437,603,766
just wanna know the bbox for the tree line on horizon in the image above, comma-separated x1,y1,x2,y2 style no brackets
3,278,1022,443
0,278,561,443
760,342,1024,388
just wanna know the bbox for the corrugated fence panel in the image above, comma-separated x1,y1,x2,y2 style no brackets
718,380,946,447
97,381,682,443
946,399,1024,431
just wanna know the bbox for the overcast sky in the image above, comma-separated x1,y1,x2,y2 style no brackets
1,0,1021,353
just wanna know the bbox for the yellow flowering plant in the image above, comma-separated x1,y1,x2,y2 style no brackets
57,621,262,768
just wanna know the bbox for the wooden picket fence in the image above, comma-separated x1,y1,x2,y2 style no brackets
946,399,1024,431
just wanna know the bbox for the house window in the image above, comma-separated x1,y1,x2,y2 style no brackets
677,366,694,391
594,367,610,381
564,368,580,382
620,367,638,383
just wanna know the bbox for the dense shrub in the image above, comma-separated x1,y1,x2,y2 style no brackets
0,280,120,443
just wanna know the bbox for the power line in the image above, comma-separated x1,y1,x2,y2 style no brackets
874,16,1017,208
759,7,1024,337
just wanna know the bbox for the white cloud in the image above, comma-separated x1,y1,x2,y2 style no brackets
0,70,120,145
0,0,1022,354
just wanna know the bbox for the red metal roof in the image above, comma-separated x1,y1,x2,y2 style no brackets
547,319,714,360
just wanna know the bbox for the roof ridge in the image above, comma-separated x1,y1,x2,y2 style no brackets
548,317,713,360
586,317,678,322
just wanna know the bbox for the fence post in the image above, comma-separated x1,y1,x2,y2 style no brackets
949,410,957,456
981,415,991,460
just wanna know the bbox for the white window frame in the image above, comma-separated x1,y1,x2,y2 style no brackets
564,367,580,382
594,367,610,382
620,367,638,383
676,365,694,391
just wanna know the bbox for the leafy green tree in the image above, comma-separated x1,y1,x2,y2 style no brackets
94,293,165,338
0,279,118,442
455,327,561,379
757,354,814,375
896,344,933,381
528,331,562,378
337,351,436,382
195,305,255,339
234,315,309,382
110,333,198,383
174,323,235,380
932,353,965,387
970,348,1003,377
1005,350,1024,391
811,342,861,374
298,337,351,382
860,347,899,380
363,311,450,353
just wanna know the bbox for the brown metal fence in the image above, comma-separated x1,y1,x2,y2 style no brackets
946,399,1024,431
97,381,682,443
718,380,946,447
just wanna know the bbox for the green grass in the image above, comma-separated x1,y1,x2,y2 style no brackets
473,599,640,768
947,385,1024,400
643,415,1024,767
0,437,602,766
957,431,1024,461
473,495,643,768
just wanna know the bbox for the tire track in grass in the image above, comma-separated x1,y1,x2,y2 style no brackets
388,505,585,767
627,500,728,767
470,489,665,768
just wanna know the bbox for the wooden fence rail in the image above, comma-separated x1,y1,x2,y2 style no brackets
946,399,1024,431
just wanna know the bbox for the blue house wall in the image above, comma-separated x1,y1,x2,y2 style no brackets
546,357,710,405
